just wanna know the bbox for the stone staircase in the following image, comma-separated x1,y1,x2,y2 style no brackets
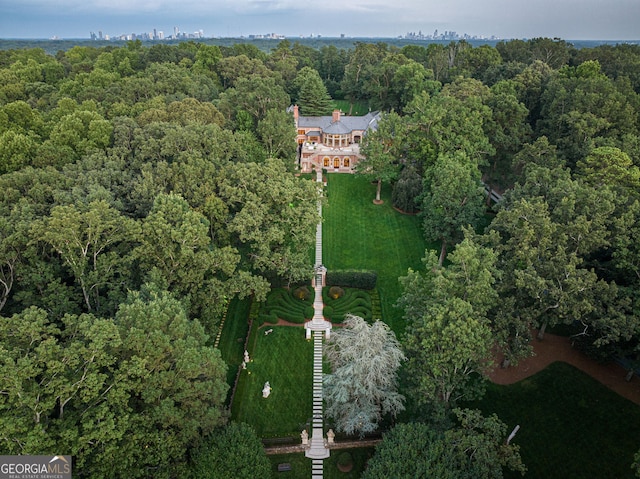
303,168,331,477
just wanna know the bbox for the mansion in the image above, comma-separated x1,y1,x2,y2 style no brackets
293,105,381,173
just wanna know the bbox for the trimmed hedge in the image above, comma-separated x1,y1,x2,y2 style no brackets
258,287,313,325
326,270,377,290
323,287,372,322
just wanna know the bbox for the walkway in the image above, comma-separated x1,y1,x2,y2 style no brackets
304,168,332,477
489,331,640,406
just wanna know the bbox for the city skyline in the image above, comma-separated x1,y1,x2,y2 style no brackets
1,0,639,41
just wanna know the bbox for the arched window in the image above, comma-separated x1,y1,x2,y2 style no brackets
333,157,340,168
344,158,350,167
323,157,330,167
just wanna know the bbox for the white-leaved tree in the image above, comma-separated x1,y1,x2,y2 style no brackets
323,314,405,437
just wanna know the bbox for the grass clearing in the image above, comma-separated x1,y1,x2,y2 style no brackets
323,174,432,334
332,99,371,116
231,326,313,438
464,362,640,479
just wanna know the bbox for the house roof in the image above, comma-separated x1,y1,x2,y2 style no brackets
298,111,380,134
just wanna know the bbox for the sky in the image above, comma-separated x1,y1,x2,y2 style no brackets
1,0,639,40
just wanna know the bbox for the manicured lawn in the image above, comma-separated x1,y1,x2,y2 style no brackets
323,174,433,334
333,99,371,116
231,326,313,438
464,362,640,479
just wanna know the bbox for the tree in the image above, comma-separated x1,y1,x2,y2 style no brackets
488,196,611,344
537,60,638,167
33,200,139,314
256,108,298,161
218,158,319,286
358,112,402,203
420,151,486,266
399,236,498,409
190,422,271,479
217,74,290,126
324,314,405,437
391,163,423,214
576,146,640,190
363,410,525,479
341,42,388,112
293,66,333,116
111,289,229,478
136,193,268,321
403,90,495,170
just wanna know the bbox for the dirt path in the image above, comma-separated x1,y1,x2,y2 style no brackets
489,331,640,406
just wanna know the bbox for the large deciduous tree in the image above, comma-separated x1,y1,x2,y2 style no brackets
136,193,268,321
358,112,402,203
324,314,405,437
420,151,486,266
363,409,525,479
399,235,498,409
256,108,298,161
218,158,319,286
190,422,271,479
0,290,228,478
33,199,139,314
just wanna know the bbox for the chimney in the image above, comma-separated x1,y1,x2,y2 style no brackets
332,109,340,123
293,105,299,122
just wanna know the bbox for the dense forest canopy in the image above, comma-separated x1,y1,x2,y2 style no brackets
1,36,640,477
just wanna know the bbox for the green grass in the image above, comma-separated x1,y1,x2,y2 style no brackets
231,326,313,438
267,447,374,478
332,99,371,116
217,297,251,395
464,362,640,479
268,453,310,477
323,174,432,335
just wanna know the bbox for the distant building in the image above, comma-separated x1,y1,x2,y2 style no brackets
293,106,380,173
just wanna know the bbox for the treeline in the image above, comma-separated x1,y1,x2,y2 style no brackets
1,37,640,477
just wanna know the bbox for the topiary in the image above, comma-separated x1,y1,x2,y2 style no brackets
293,285,311,301
304,305,315,319
323,305,333,321
329,286,344,300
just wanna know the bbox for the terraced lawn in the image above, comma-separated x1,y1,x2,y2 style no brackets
323,174,432,334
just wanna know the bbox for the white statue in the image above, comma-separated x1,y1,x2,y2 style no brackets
241,361,246,370
262,381,271,398
244,350,250,363
301,429,309,446
326,429,335,445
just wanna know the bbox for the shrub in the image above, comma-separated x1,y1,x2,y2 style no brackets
323,305,334,321
329,286,344,300
326,270,377,290
293,285,311,301
304,305,315,319
259,312,278,325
